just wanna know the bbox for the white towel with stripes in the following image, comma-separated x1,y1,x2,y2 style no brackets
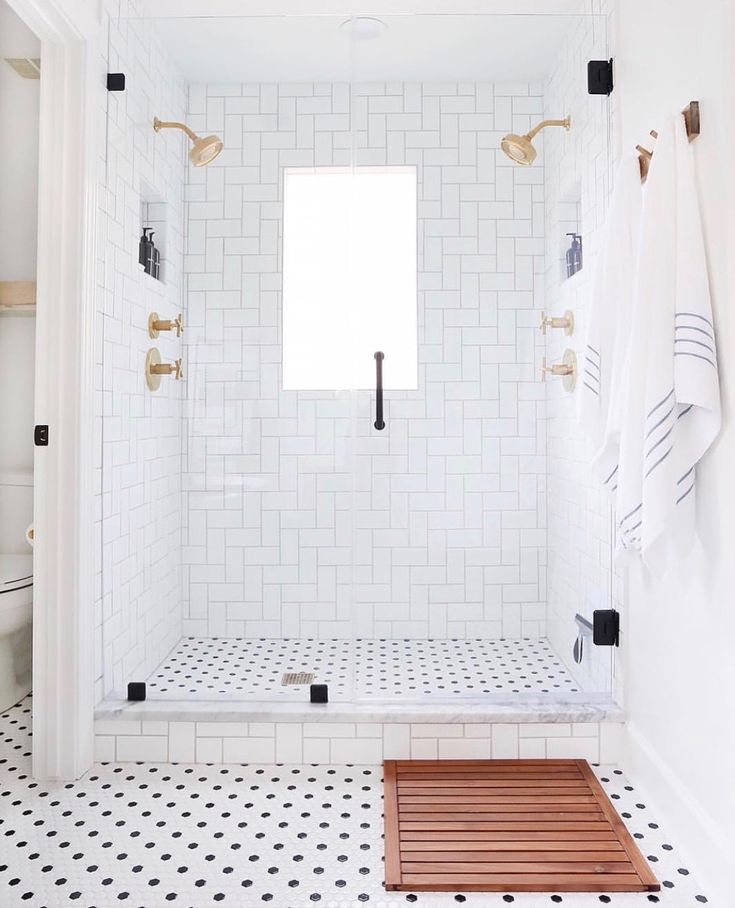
615,114,721,575
576,155,642,494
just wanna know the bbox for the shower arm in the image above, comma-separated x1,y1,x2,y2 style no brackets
153,117,199,141
526,117,571,140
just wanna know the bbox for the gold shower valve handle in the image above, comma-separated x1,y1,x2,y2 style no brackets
151,357,183,379
541,357,573,378
541,350,577,392
149,312,184,338
145,348,183,390
540,310,574,336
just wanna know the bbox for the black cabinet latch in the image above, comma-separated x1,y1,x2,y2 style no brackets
34,425,49,446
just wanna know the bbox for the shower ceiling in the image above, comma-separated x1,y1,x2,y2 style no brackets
149,14,580,83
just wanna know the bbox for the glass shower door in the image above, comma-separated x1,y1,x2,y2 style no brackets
346,12,616,704
125,14,361,703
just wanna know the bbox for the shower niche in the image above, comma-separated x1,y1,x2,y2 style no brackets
555,183,583,283
139,180,167,283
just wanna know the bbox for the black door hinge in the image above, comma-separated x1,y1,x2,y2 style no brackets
588,59,614,95
593,609,620,646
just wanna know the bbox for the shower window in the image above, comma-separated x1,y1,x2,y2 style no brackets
282,166,418,390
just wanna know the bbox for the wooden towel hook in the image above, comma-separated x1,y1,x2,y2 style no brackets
637,101,700,182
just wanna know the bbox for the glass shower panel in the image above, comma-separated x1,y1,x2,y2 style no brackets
347,13,615,703
100,10,190,702
100,10,616,706
125,15,359,702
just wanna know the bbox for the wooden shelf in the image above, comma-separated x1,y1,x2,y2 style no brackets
0,281,36,312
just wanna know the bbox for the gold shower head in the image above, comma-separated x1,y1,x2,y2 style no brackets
153,117,223,167
500,116,571,165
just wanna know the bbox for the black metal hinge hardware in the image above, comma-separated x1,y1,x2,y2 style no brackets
593,609,620,646
588,59,614,95
107,73,126,92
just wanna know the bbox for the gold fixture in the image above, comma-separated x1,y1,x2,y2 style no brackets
637,101,700,182
4,58,40,79
636,130,658,182
281,672,315,686
145,348,183,391
148,311,183,338
540,310,574,336
153,117,223,167
501,116,571,166
541,349,577,392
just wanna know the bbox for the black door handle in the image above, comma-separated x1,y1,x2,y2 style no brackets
374,351,385,430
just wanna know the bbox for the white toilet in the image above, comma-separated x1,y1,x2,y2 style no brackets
0,464,34,712
0,552,32,710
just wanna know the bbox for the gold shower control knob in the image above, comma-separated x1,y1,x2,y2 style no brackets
148,312,184,338
540,310,574,336
146,348,183,390
541,350,577,392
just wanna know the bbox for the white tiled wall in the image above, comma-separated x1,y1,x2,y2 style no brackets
181,82,549,641
96,2,188,701
94,717,622,765
542,10,617,692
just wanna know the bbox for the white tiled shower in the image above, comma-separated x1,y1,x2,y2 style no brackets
181,80,548,642
96,6,618,716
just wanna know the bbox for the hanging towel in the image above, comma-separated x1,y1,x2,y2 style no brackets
615,114,721,575
576,155,642,496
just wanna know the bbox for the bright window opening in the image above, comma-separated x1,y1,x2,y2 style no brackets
282,166,417,390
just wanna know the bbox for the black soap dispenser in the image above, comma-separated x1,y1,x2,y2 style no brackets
566,233,583,277
139,228,151,270
146,231,158,279
150,232,161,280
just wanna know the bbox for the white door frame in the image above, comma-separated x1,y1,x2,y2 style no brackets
7,0,101,780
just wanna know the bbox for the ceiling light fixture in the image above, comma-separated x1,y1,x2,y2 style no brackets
339,16,388,40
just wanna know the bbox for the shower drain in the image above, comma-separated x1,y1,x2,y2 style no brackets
281,672,314,686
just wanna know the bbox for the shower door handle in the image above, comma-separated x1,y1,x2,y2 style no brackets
374,351,385,431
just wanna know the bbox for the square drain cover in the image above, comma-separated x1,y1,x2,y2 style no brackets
281,672,314,686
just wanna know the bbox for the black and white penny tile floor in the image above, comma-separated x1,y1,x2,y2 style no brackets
147,637,580,701
0,696,708,908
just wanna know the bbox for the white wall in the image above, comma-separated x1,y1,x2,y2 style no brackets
182,81,549,641
0,1,39,281
614,0,735,901
0,1,39,554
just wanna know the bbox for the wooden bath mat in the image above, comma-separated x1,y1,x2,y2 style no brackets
384,759,660,893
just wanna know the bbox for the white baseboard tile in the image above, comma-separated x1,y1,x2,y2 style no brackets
223,736,276,763
94,718,607,764
168,722,196,762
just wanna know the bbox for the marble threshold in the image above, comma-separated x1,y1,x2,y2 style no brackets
95,692,624,725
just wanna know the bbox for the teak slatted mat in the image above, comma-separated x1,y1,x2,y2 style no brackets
384,759,660,893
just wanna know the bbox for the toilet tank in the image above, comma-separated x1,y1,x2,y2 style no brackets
0,314,35,554
0,476,33,554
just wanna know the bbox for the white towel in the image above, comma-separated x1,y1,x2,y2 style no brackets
615,114,721,575
576,155,642,495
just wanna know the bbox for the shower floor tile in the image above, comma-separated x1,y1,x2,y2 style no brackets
146,637,580,701
0,695,710,907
